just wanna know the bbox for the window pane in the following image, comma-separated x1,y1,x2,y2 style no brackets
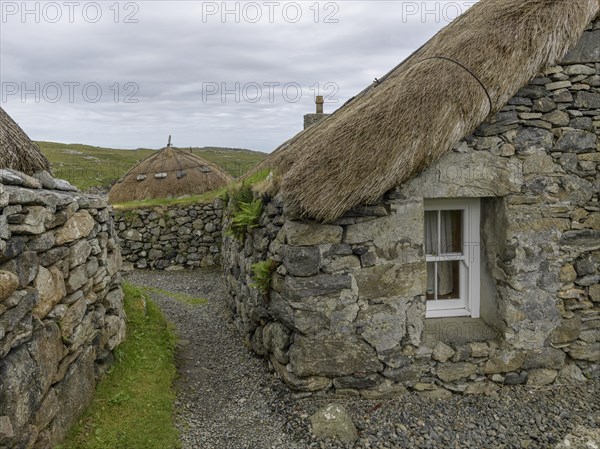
440,210,462,254
436,260,460,299
424,211,438,255
426,262,435,300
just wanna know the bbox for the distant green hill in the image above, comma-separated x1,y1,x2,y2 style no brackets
36,141,267,191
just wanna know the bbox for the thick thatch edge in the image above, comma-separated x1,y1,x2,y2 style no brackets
253,0,600,222
0,107,51,175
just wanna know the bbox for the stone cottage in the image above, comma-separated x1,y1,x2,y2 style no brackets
223,0,600,397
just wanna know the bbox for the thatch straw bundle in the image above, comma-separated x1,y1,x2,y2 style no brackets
259,0,599,222
0,106,51,175
108,146,233,204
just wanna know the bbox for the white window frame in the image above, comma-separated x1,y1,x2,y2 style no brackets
424,198,480,319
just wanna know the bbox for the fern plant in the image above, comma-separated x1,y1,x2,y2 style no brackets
228,199,263,241
251,259,277,296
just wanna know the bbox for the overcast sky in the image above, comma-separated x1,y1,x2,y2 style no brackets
1,1,478,152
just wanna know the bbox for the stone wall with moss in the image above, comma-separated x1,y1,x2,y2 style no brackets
0,169,125,448
222,22,599,398
113,199,224,270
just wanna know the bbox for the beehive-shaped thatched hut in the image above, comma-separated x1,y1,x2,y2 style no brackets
0,106,51,175
108,138,233,204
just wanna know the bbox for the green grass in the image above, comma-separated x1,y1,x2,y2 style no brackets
37,141,267,191
58,283,180,449
113,187,227,211
138,285,208,307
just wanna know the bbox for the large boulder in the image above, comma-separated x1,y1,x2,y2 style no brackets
310,404,358,444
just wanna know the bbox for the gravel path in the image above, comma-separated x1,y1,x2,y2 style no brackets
124,269,600,449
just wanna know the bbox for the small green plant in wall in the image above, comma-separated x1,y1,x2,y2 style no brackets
228,199,263,241
251,259,277,297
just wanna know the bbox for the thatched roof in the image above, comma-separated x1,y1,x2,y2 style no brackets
108,144,233,204
0,106,51,175
256,0,599,222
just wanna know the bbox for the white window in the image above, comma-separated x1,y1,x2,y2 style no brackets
424,199,480,318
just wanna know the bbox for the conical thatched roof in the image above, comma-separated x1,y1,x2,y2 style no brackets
108,142,233,204
255,0,599,222
0,106,51,175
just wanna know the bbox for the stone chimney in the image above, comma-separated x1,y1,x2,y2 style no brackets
303,95,330,129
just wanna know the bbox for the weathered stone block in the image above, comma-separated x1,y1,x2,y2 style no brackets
357,301,408,352
289,334,382,377
354,263,425,300
436,362,477,382
522,347,566,370
55,211,95,245
283,245,320,277
483,350,526,374
432,342,455,362
284,274,353,300
0,271,19,302
401,152,523,198
554,130,597,153
526,369,558,386
69,240,92,268
284,221,342,246
32,266,66,319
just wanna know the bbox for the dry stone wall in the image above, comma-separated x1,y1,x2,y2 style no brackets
114,199,224,270
223,20,600,397
0,169,125,448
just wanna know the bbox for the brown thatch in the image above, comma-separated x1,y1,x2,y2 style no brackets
108,145,233,204
0,106,51,175
256,0,599,222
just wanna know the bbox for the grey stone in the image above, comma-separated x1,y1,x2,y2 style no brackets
65,265,87,294
0,416,14,445
0,271,19,302
483,350,526,374
54,211,95,245
333,374,382,390
310,404,358,444
526,369,558,386
0,289,36,341
574,91,600,109
432,342,455,362
271,357,330,392
532,97,556,113
503,371,528,385
556,363,587,384
475,110,519,136
27,232,55,252
560,230,600,250
32,266,66,319
541,110,569,126
284,274,353,300
289,334,382,377
9,206,53,235
522,347,566,370
382,365,422,382
283,245,320,277
357,302,407,352
355,262,424,300
554,130,597,153
69,240,92,268
562,31,600,64
284,221,342,246
0,237,26,263
436,362,477,382
564,64,596,76
567,342,600,362
513,127,554,153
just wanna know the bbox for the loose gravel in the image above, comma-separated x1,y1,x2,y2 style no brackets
125,269,600,449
